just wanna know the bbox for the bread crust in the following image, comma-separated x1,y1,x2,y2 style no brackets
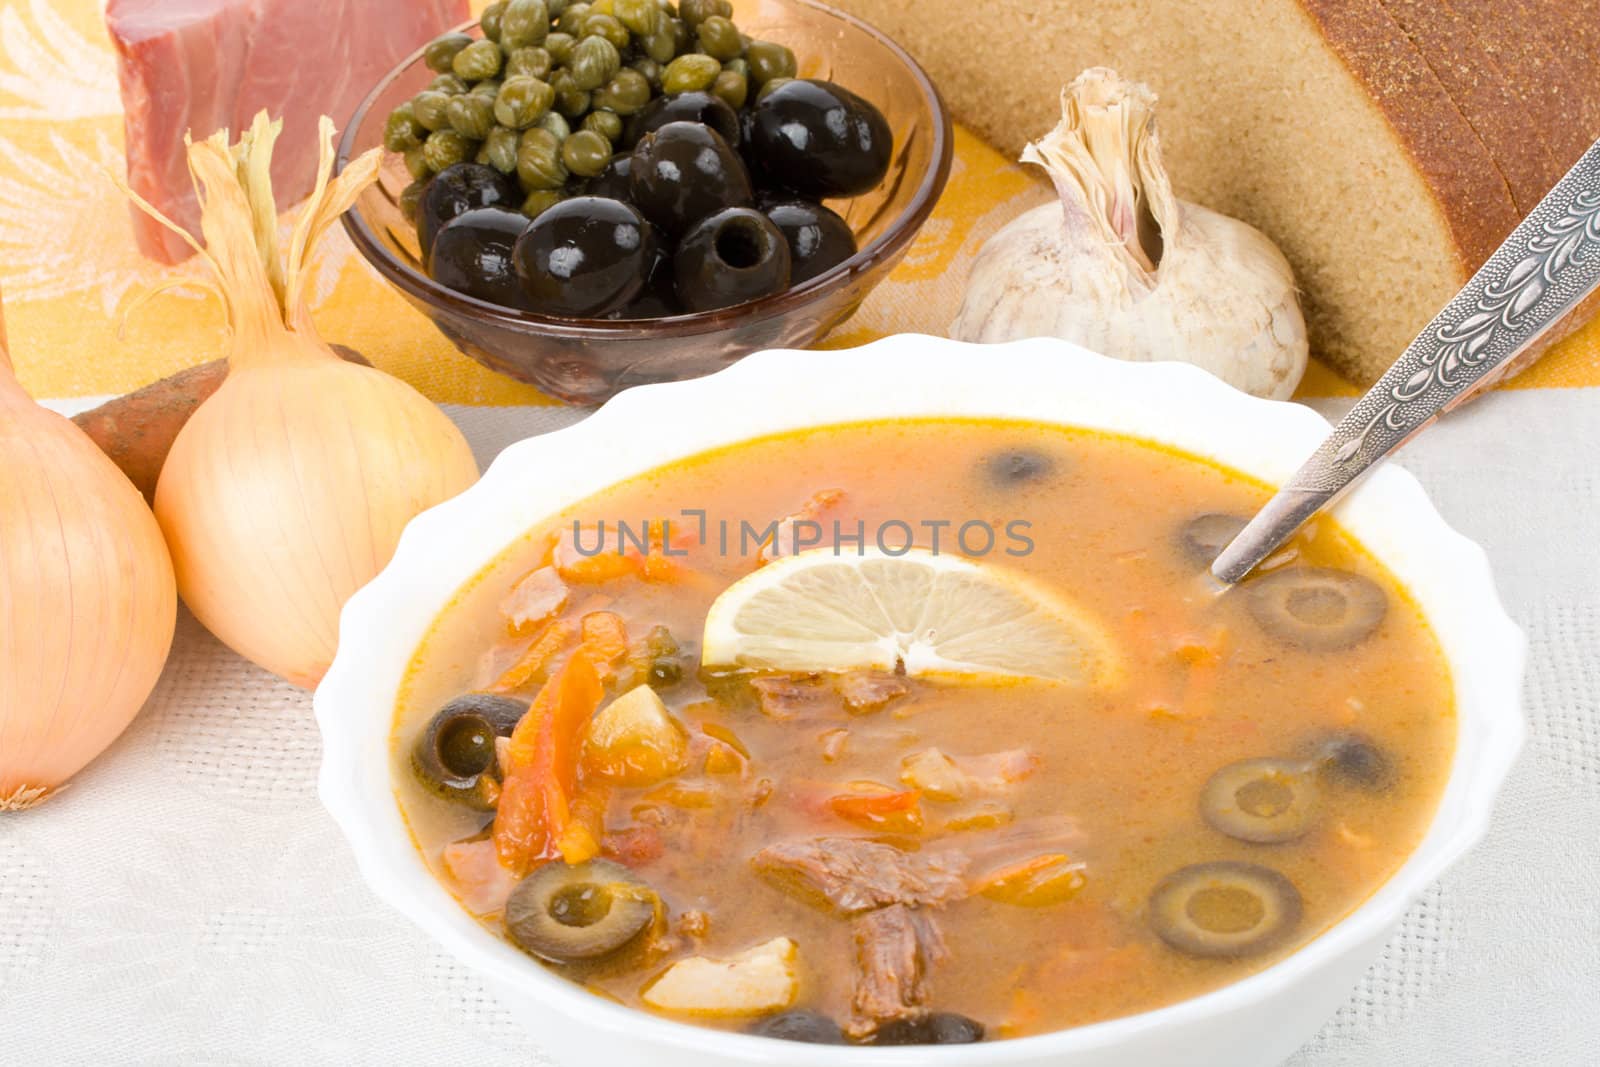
1297,0,1519,270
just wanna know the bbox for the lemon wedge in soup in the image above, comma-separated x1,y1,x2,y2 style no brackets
701,548,1120,686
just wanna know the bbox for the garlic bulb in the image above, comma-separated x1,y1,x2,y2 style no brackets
0,293,177,808
952,68,1308,400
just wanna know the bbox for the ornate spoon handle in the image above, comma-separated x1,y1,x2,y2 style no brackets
1213,137,1600,584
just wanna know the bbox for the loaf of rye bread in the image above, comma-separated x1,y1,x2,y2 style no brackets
835,0,1600,385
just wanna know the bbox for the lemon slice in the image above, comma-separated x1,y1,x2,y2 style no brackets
701,548,1119,686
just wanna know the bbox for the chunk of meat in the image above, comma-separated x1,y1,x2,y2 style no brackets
849,904,946,1035
441,837,518,917
750,675,839,720
107,0,469,263
900,747,1039,801
500,566,568,630
751,837,969,915
837,671,910,715
761,489,846,562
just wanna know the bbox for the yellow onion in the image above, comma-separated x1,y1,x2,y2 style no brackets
133,115,479,688
0,293,177,808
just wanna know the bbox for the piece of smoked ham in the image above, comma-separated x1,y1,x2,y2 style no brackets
107,0,468,263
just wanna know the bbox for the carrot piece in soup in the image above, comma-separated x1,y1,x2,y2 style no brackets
827,789,925,834
580,611,630,679
492,619,576,692
555,525,641,583
495,650,605,874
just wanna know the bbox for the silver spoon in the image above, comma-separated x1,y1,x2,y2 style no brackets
1213,137,1600,584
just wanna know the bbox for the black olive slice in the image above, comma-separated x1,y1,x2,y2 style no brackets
505,859,660,964
870,1012,986,1045
981,448,1056,487
745,1010,848,1044
1178,513,1248,566
1148,862,1302,959
1314,732,1397,791
1245,567,1388,651
1200,758,1318,844
412,693,530,808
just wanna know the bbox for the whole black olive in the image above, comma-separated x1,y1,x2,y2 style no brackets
623,90,741,148
607,244,681,319
629,121,752,234
745,1010,847,1044
673,206,791,311
871,1012,986,1045
747,79,892,198
513,196,657,318
429,208,533,310
760,199,857,284
582,153,635,202
419,162,520,267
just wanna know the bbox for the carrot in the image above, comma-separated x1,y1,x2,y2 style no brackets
494,650,605,874
580,611,629,680
827,789,924,833
491,619,576,692
72,345,367,503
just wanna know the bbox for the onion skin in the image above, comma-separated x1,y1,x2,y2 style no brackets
0,324,177,807
155,348,479,689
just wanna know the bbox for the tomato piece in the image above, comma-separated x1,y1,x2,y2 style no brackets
494,650,604,874
827,789,924,833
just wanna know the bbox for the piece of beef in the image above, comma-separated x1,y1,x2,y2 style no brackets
836,671,910,715
849,904,946,1035
751,837,969,915
749,674,839,720
107,0,468,263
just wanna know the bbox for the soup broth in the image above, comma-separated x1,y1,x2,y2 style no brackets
394,418,1454,1044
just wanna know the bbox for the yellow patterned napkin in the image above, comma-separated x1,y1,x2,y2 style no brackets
1,1,1595,404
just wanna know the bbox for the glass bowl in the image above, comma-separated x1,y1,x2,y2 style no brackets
336,0,953,405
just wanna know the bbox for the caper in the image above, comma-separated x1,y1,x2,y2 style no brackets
506,45,553,80
594,69,652,114
557,1,591,34
680,0,731,28
399,180,428,225
424,129,473,173
641,26,677,64
631,57,663,90
711,69,747,109
517,127,570,190
453,39,505,81
552,71,592,117
582,109,624,142
404,145,432,181
413,90,453,131
446,93,496,140
562,129,612,177
583,12,630,50
384,103,425,152
502,0,551,48
522,188,566,218
571,35,622,91
662,52,721,93
485,126,523,174
722,56,749,77
495,76,556,128
670,14,692,53
547,0,570,14
424,32,474,73
614,0,660,36
428,73,469,95
589,0,615,13
536,110,573,141
746,40,796,85
696,15,742,60
545,31,577,65
481,0,508,41
471,78,503,100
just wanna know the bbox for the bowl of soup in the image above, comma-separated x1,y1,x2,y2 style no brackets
315,334,1523,1066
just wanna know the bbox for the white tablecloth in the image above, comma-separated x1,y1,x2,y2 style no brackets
4,389,1598,1065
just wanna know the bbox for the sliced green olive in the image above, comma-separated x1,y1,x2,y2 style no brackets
412,693,529,809
1200,758,1318,843
506,859,660,964
1178,512,1247,566
1149,861,1302,958
1315,732,1397,791
1245,567,1388,651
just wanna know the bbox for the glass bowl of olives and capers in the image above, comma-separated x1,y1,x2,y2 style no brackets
336,0,951,404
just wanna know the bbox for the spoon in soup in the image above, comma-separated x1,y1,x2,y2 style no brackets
1212,136,1600,584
